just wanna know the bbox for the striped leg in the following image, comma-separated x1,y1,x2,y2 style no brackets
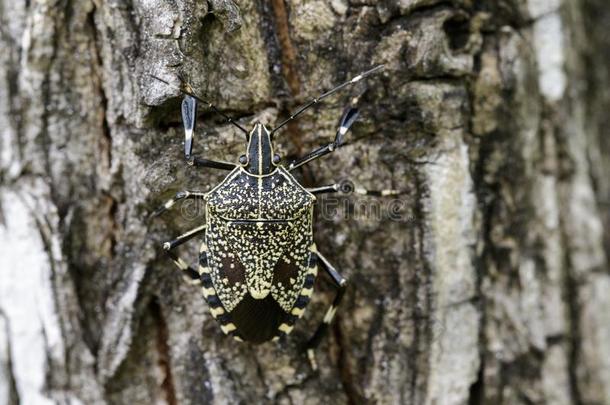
162,224,206,284
306,249,347,370
307,180,405,197
149,190,207,219
198,243,242,341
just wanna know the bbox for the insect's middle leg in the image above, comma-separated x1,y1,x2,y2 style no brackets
307,181,405,197
162,224,206,285
306,249,347,370
149,190,207,219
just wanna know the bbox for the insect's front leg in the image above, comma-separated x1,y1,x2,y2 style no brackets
306,248,348,371
162,224,206,285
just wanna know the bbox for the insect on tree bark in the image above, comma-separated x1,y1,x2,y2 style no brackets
0,1,609,404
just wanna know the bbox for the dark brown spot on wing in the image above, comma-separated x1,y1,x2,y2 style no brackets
273,259,300,288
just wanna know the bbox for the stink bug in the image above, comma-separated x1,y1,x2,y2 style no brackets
151,66,399,369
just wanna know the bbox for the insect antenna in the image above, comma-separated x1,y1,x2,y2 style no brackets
150,75,249,136
270,65,384,135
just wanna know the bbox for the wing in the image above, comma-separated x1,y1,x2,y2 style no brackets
270,212,314,311
204,202,315,343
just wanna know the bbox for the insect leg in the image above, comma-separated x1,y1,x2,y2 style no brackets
306,184,340,194
288,106,359,171
307,181,406,196
162,224,207,285
306,249,347,370
149,190,206,219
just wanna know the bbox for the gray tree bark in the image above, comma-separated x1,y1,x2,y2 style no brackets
0,0,609,404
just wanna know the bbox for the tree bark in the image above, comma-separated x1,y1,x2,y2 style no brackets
0,0,609,404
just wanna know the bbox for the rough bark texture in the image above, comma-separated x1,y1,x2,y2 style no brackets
0,0,609,404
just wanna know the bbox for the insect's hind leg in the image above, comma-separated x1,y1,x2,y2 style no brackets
306,249,347,371
162,224,206,285
163,227,241,340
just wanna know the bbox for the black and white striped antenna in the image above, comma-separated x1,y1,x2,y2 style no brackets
150,75,249,136
270,65,384,135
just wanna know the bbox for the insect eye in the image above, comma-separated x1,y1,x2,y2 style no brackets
239,155,248,165
272,154,281,164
